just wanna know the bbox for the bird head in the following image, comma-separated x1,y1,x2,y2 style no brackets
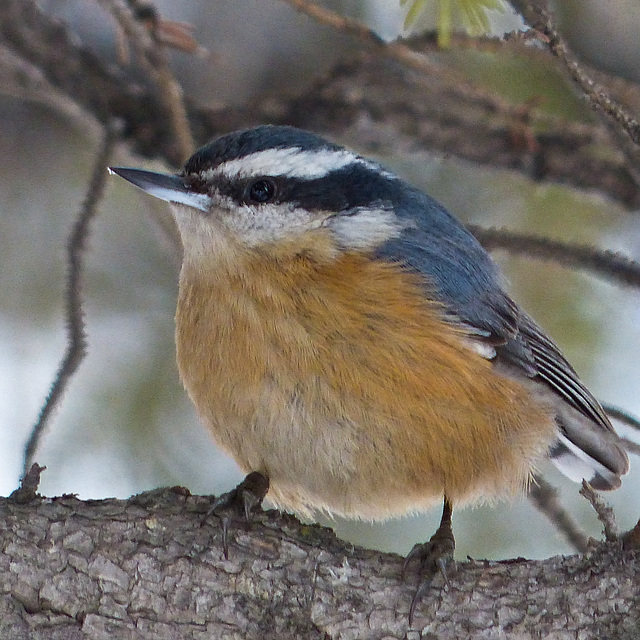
110,125,409,263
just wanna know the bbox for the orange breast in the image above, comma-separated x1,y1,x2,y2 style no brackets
175,246,556,519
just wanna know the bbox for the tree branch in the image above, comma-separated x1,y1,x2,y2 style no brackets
281,0,511,112
0,488,638,639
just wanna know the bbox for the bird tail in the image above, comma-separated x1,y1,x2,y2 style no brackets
548,400,630,491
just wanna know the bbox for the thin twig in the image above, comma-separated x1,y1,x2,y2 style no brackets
470,226,640,290
97,0,194,161
602,405,640,432
512,0,640,147
579,480,619,542
22,122,120,477
528,474,589,553
602,404,640,457
283,0,388,48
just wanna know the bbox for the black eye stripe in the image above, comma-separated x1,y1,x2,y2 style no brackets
204,164,401,212
275,166,400,212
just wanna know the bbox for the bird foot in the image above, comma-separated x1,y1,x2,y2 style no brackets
402,499,455,625
204,471,270,558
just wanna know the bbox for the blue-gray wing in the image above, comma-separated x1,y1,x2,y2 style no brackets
375,186,627,488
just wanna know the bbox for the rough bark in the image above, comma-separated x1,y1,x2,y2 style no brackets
1,488,639,640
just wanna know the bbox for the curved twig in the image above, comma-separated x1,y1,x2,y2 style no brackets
511,0,640,147
528,474,589,553
22,122,120,477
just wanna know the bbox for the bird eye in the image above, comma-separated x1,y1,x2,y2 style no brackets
245,178,277,204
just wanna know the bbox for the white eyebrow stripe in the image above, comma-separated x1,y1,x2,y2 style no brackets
208,147,361,180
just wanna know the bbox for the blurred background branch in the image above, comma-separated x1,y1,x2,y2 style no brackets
1,0,639,206
470,226,640,288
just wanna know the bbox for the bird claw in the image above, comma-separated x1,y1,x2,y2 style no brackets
403,529,455,577
404,534,455,625
203,471,270,559
402,499,455,625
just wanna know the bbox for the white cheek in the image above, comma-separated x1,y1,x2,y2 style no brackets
170,204,235,261
171,199,325,251
327,208,408,250
221,203,324,246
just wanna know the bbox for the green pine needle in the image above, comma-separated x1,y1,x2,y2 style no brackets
402,0,506,48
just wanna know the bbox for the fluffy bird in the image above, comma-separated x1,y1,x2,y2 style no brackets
110,125,629,607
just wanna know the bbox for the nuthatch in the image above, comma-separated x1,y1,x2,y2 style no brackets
110,125,629,603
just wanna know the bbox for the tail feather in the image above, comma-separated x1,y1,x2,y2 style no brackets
550,435,622,490
549,405,630,490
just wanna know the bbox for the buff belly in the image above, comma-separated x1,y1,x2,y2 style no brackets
175,249,557,519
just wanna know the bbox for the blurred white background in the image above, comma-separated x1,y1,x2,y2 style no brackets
1,0,639,562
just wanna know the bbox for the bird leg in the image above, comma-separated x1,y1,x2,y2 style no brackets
402,496,455,624
204,471,270,559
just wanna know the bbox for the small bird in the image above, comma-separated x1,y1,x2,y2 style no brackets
110,125,629,611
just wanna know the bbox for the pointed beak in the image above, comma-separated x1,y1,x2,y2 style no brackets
108,167,211,212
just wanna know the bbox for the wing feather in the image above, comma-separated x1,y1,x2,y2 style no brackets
374,185,627,486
